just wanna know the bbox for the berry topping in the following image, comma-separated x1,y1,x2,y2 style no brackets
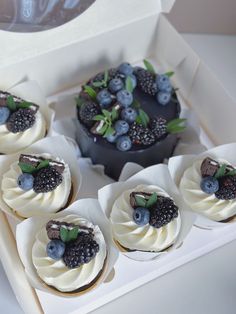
156,74,172,92
121,107,137,124
96,89,112,108
63,234,99,269
0,107,10,125
109,78,124,93
47,240,65,260
17,173,34,191
114,120,129,135
157,92,171,106
6,108,36,133
150,116,167,140
79,102,100,126
149,196,179,228
136,69,158,96
33,167,63,193
128,122,155,146
133,207,150,226
118,63,133,76
117,90,133,108
200,158,219,177
116,135,132,151
215,176,236,200
200,176,219,194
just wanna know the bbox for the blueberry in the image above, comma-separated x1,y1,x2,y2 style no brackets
0,107,10,125
118,63,133,76
17,173,34,191
156,74,171,91
117,90,133,108
157,92,171,105
116,136,132,151
129,74,137,89
109,78,124,93
46,240,65,260
115,120,129,135
133,207,150,226
106,133,118,143
200,176,219,194
121,108,137,124
96,89,112,108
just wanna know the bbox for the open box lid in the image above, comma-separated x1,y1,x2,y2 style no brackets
0,0,175,67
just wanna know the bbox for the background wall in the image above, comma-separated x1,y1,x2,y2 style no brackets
168,0,236,35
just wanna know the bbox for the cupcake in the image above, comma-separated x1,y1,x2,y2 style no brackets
179,156,236,223
33,215,107,293
99,164,194,260
16,199,118,296
0,90,47,154
75,60,186,179
1,153,72,219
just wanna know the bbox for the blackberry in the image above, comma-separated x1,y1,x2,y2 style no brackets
149,196,179,228
63,234,99,269
136,69,158,96
109,68,120,80
79,102,100,126
33,166,63,193
215,176,236,200
150,117,167,140
128,122,155,146
6,108,36,133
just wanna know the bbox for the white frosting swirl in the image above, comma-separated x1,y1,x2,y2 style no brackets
179,158,236,221
0,111,46,154
110,185,181,252
32,215,107,293
1,154,71,218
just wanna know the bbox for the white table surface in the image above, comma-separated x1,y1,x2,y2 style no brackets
1,34,236,314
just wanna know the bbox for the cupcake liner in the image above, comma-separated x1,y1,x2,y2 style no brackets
16,199,119,297
0,135,82,221
168,143,236,229
98,163,195,261
0,80,55,154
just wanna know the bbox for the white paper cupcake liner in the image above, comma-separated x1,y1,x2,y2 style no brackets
98,163,195,261
168,143,236,229
0,135,82,221
16,198,119,297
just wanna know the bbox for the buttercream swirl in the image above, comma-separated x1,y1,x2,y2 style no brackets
110,184,181,252
179,158,236,221
0,111,46,154
32,215,107,292
1,154,71,218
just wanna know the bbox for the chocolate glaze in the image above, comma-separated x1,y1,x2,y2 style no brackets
76,80,180,180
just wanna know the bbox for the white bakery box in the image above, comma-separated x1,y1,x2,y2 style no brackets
0,1,236,314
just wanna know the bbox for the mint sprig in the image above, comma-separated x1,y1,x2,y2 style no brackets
135,192,158,208
60,227,79,243
214,164,236,179
93,108,117,137
165,71,174,78
166,118,187,134
6,95,17,111
125,76,134,93
135,109,150,127
18,101,34,109
143,59,156,74
92,70,109,88
18,159,50,174
84,85,97,100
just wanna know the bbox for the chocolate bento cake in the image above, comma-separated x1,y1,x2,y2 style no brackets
75,60,186,179
1,154,72,218
0,91,47,154
32,215,107,294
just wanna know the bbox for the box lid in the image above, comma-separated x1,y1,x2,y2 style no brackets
0,0,175,67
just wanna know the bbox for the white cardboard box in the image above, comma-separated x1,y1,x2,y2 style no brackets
0,1,236,314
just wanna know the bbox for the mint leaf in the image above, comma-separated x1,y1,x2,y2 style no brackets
143,59,156,74
104,126,115,138
214,164,227,179
75,96,84,108
102,109,111,119
132,99,141,109
18,162,36,174
98,123,107,135
226,169,236,176
165,71,174,78
135,195,147,207
67,227,79,242
111,108,118,121
84,85,97,100
138,109,150,127
18,101,33,109
104,70,109,85
92,81,104,88
146,192,158,208
93,114,104,121
37,160,50,170
167,118,187,134
6,96,17,111
126,76,134,93
60,227,68,243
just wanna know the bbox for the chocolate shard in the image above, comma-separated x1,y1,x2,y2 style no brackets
90,120,104,135
130,191,152,208
48,160,65,174
201,157,219,177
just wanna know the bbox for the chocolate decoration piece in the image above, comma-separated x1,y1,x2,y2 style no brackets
90,121,104,135
19,154,65,174
201,157,219,177
130,191,152,208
